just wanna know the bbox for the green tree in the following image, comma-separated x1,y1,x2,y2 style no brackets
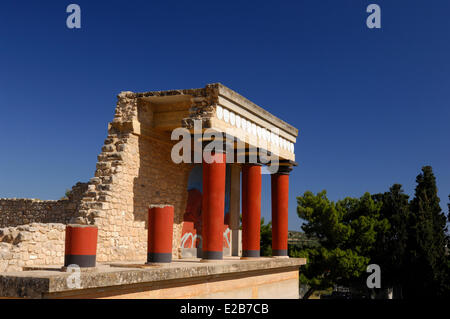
404,166,449,298
371,184,409,297
260,218,272,256
446,195,450,297
448,195,450,243
447,195,450,241
296,190,389,299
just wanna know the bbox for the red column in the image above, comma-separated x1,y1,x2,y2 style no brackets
242,164,262,258
202,151,226,260
64,225,98,267
147,204,174,263
271,172,289,257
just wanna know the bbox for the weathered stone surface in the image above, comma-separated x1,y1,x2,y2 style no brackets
0,183,88,228
0,257,306,298
0,223,65,272
0,83,300,270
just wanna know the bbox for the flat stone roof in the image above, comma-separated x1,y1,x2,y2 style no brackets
0,257,306,298
216,83,299,137
134,83,299,138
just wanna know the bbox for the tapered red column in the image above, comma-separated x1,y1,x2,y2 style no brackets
271,170,290,257
202,151,226,260
64,225,98,267
229,164,241,256
242,164,262,258
147,205,174,263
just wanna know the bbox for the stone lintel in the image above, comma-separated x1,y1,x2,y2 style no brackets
216,83,298,138
118,84,298,162
131,83,298,139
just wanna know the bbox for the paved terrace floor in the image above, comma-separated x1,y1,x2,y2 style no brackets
0,256,306,299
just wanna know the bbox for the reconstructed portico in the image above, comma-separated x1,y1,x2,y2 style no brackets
170,83,299,260
0,83,304,299
86,82,299,261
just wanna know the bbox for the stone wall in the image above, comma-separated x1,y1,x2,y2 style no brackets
71,92,194,262
0,86,216,266
0,183,88,228
0,223,65,272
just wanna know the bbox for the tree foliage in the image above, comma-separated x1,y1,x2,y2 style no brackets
371,184,410,290
296,191,389,295
260,218,272,257
403,166,449,298
295,166,450,299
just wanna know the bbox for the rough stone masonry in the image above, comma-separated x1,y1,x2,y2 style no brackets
0,83,299,272
0,84,225,271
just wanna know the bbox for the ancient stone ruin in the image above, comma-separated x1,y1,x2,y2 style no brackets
0,83,299,274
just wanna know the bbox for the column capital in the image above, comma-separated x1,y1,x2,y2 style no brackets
199,134,235,154
269,160,297,175
236,147,271,165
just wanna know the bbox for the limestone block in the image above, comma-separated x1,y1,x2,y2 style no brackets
0,260,8,272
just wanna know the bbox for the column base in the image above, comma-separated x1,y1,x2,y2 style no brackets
201,250,223,261
242,250,260,258
272,249,288,257
271,255,289,259
147,252,172,263
64,255,96,268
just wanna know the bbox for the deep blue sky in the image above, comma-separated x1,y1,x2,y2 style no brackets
1,1,449,231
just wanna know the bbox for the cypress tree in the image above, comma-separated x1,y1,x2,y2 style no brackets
372,184,409,297
405,166,448,298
